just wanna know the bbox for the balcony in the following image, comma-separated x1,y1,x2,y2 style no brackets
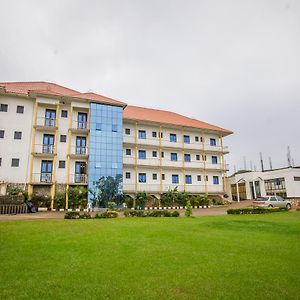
123,135,160,147
70,120,89,134
34,117,57,131
69,174,88,185
31,173,53,184
32,144,56,157
68,146,89,159
123,156,160,168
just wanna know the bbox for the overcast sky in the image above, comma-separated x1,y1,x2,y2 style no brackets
0,0,299,174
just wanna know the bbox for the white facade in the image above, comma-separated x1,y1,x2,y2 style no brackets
226,167,300,201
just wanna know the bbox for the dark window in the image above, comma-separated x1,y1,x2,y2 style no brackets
202,155,206,161
185,175,192,184
60,135,67,142
162,174,165,180
152,131,157,138
200,137,203,142
161,151,164,158
138,130,146,139
196,154,200,161
125,172,131,179
0,158,2,166
0,104,8,112
212,156,218,164
160,132,163,138
96,123,102,131
184,154,191,162
152,151,157,157
126,149,131,155
0,130,4,138
138,173,146,183
58,160,65,168
294,177,300,181
16,106,24,114
41,160,53,183
125,128,130,135
195,136,199,142
213,176,219,185
138,150,146,159
112,124,118,132
172,174,179,184
184,135,190,144
61,110,68,118
153,173,157,180
171,153,178,161
11,158,19,167
210,138,217,146
170,133,177,142
197,175,201,181
14,131,22,140
205,175,208,181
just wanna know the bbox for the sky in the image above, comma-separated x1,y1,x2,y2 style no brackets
0,0,299,174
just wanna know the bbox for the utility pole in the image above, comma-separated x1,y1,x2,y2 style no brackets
260,152,264,172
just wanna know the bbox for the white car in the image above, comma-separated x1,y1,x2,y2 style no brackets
253,196,292,209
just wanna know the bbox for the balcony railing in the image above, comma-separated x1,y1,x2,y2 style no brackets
36,117,56,127
32,173,53,184
33,144,55,155
71,174,88,184
71,120,89,130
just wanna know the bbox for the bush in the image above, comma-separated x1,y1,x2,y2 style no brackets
124,209,180,217
107,201,117,211
64,211,80,219
227,207,288,215
7,186,24,196
185,200,192,217
54,193,65,210
79,212,92,219
95,210,119,218
31,194,51,209
68,186,88,209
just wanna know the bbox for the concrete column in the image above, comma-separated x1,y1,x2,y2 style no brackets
236,183,240,202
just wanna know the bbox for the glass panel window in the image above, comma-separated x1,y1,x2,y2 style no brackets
170,133,177,142
0,130,4,138
76,136,86,154
14,131,22,140
125,172,131,179
45,109,56,127
40,160,53,182
184,135,190,144
210,138,217,146
138,150,146,159
138,130,146,139
61,110,68,118
112,124,118,132
75,162,87,183
171,153,178,161
185,175,192,184
162,174,165,180
96,123,101,131
213,176,219,185
197,175,201,181
172,174,179,184
196,154,200,161
11,158,19,167
152,151,157,157
58,160,65,168
153,173,157,180
43,134,54,153
184,154,191,162
152,131,157,138
0,104,8,112
212,156,218,164
126,149,131,155
139,173,146,183
195,136,199,142
60,135,67,142
16,106,24,114
125,128,130,135
77,112,88,129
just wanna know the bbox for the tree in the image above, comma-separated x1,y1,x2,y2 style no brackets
185,200,192,217
89,174,122,208
68,186,88,209
160,187,179,206
135,192,149,209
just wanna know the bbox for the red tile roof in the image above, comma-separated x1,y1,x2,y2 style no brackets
124,105,232,135
0,81,126,106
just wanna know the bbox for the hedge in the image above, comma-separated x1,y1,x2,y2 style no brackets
124,210,179,217
227,207,288,215
64,211,118,219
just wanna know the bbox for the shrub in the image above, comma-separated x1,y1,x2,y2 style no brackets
79,212,92,219
54,193,65,210
171,211,180,217
124,196,134,209
185,200,192,217
296,208,300,211
7,186,24,196
227,207,288,215
68,186,88,209
31,194,51,209
95,210,119,218
135,192,149,209
64,211,80,219
124,210,147,217
107,201,117,211
124,210,180,217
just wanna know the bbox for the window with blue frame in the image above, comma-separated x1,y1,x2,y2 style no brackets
112,124,117,132
184,153,191,162
212,156,218,164
138,130,146,139
96,123,102,131
184,135,190,144
172,174,179,184
139,173,146,183
185,175,192,184
210,138,217,146
138,150,146,159
171,152,178,161
170,133,177,142
213,176,219,185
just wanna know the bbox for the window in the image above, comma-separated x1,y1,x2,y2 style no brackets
184,154,191,162
45,109,56,126
60,135,67,142
162,174,165,180
125,172,131,179
152,151,157,157
185,175,192,184
139,173,146,183
161,151,164,158
126,149,131,155
184,135,190,144
294,177,300,181
125,128,130,135
213,176,219,185
171,153,178,161
200,137,203,142
112,124,118,132
76,136,86,154
77,112,87,129
138,130,146,139
0,104,8,112
210,138,217,146
14,131,22,140
197,175,201,181
172,174,179,184
58,160,65,168
196,154,200,161
61,110,68,118
138,150,146,159
202,155,206,161
16,106,24,114
160,132,163,138
195,136,199,142
170,133,177,142
96,123,102,131
205,175,208,181
0,158,2,166
43,134,54,153
0,130,4,138
152,131,157,138
153,173,157,180
11,158,19,167
212,156,218,164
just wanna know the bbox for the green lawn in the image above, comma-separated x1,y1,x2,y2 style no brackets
1,213,300,300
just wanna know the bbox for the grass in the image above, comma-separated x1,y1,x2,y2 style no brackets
0,212,300,300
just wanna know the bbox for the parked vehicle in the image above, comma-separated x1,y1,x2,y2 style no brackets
253,196,292,209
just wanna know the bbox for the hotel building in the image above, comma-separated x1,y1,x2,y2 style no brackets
0,81,232,208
